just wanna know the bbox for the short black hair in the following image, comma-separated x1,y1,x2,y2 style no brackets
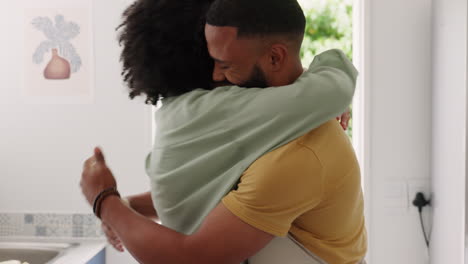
206,0,306,38
118,0,215,105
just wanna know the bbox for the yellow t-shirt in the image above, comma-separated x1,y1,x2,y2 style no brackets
222,120,367,264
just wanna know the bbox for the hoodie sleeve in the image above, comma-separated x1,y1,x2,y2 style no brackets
224,49,357,140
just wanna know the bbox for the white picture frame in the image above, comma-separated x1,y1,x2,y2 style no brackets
22,0,94,104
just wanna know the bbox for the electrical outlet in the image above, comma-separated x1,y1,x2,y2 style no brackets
406,178,431,210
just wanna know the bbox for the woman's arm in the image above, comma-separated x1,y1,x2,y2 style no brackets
243,49,357,121
156,49,357,147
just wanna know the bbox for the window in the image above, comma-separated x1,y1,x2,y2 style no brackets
299,0,354,139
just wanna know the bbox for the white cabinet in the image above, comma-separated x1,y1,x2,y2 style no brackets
86,248,105,264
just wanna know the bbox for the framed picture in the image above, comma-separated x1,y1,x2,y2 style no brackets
23,0,94,104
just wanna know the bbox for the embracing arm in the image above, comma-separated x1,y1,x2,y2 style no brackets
81,149,270,263
100,196,273,264
220,49,357,137
155,49,356,149
205,49,358,149
252,49,357,118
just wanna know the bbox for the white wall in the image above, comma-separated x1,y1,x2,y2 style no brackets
360,0,433,263
0,0,151,213
431,0,467,263
0,0,148,263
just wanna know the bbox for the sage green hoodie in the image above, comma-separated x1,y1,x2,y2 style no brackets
145,49,358,235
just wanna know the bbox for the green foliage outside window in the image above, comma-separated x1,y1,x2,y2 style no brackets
299,0,353,138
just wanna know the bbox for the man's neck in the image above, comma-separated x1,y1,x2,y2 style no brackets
287,63,305,84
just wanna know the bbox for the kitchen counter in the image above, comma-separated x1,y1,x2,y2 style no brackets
0,237,106,264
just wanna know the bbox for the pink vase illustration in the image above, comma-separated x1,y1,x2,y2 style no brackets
43,48,71,80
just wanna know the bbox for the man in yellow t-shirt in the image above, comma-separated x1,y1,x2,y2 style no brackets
223,120,367,264
204,0,367,261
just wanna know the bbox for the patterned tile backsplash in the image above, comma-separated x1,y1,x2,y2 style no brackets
0,213,104,238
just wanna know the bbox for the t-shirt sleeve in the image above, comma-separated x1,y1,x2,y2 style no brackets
222,144,324,237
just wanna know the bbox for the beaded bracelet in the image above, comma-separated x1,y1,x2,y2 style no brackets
93,186,121,219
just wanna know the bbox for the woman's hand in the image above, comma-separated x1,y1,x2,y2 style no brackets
102,221,125,252
336,107,351,130
80,147,117,206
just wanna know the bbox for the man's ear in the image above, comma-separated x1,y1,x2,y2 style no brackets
268,44,288,71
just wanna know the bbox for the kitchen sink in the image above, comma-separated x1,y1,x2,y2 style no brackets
0,242,77,264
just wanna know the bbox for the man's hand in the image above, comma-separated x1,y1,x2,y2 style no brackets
102,221,125,252
80,147,117,206
336,108,351,130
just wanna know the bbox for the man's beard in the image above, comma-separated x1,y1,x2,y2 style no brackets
240,64,268,88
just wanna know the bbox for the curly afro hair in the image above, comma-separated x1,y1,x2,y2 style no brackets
118,0,215,105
